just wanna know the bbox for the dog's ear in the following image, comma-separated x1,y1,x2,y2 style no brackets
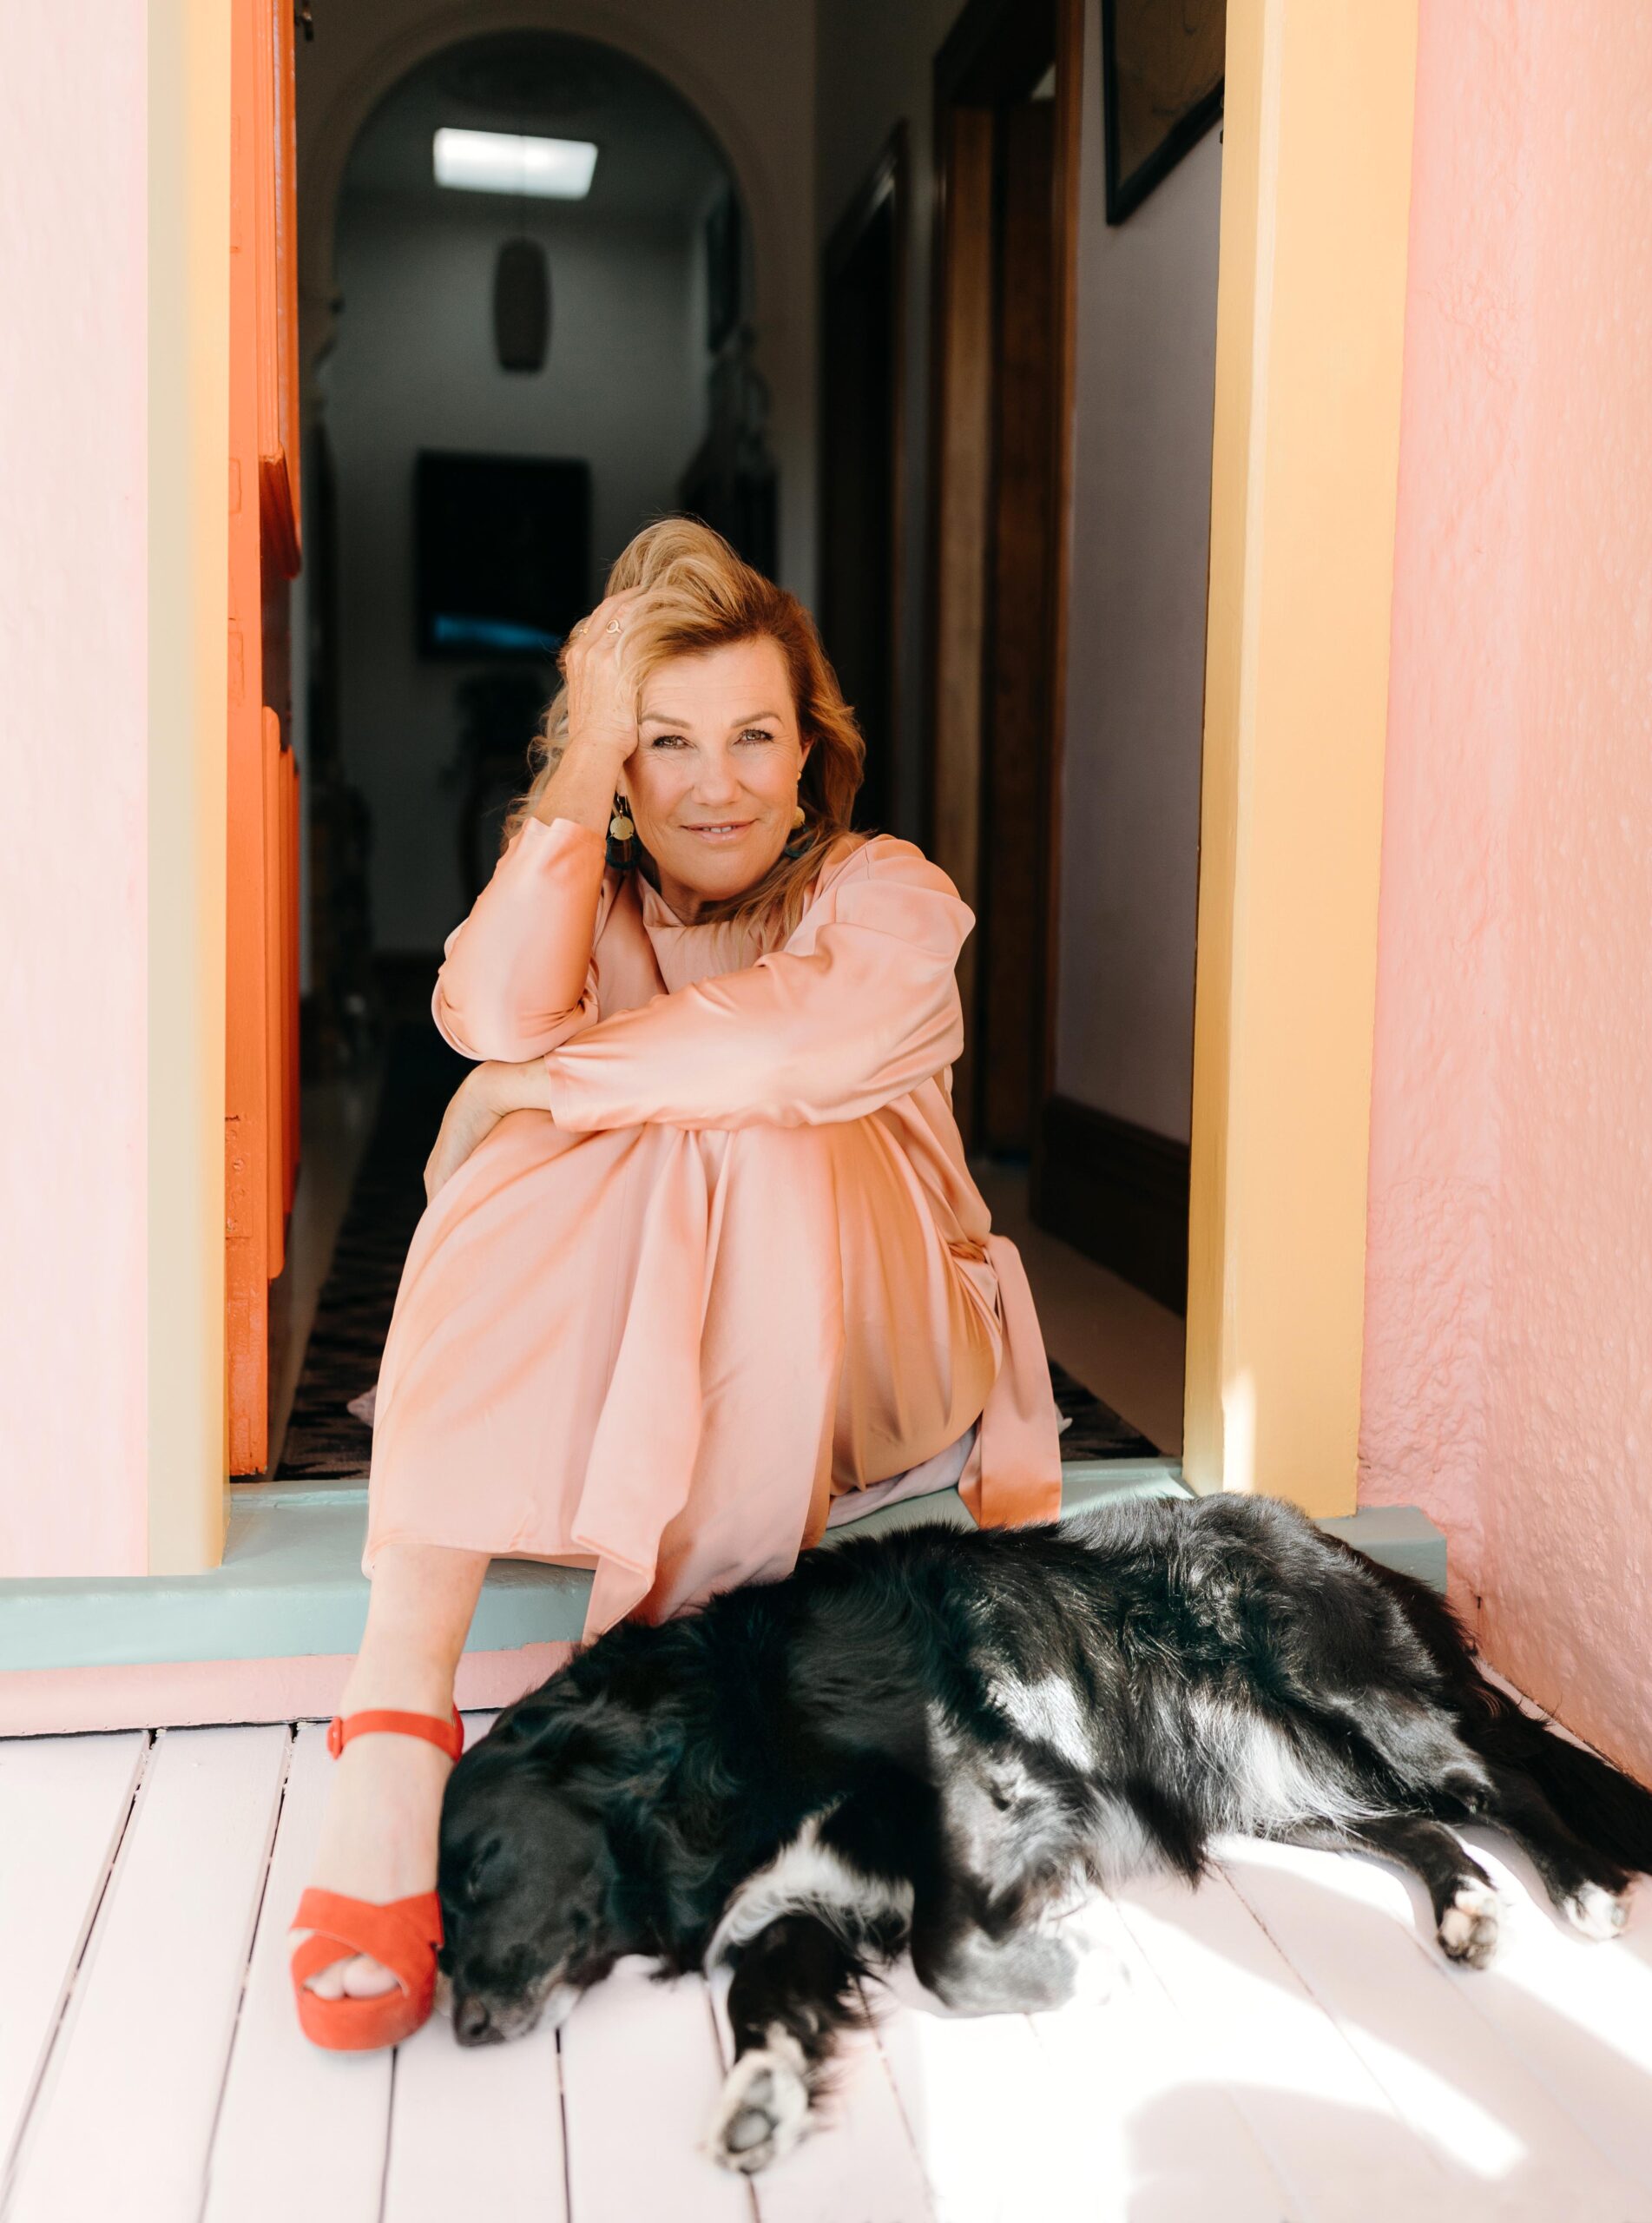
484,1698,554,1749
556,1705,666,1798
482,1693,657,1797
481,1691,613,1761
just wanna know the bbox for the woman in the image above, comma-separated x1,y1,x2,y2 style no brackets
289,519,1063,2050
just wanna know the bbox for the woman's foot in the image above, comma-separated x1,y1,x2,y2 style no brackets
291,1543,491,2014
293,1699,457,2001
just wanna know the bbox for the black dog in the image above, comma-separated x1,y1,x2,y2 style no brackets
438,1494,1652,2174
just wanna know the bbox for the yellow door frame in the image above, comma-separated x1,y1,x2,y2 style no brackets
1183,0,1419,1513
148,0,231,1573
142,0,1418,1565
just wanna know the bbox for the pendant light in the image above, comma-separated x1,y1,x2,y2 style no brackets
493,100,550,374
494,238,550,371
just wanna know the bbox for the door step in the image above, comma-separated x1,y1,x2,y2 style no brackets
0,1464,1444,1734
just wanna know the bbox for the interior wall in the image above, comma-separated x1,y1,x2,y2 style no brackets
323,194,704,953
1052,30,1221,1142
1361,0,1652,1777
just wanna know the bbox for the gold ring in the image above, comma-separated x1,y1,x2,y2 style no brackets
606,619,622,636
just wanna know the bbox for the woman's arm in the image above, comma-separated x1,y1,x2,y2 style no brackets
431,809,608,1061
484,841,972,1131
432,592,641,1061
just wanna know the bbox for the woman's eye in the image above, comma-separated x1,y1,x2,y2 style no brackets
645,729,773,747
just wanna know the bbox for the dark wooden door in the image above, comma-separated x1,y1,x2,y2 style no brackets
924,0,1081,1160
820,134,906,836
977,99,1058,1152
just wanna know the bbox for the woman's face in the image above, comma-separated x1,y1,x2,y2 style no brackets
623,637,813,922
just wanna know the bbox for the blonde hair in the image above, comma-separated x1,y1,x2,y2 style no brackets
502,518,872,941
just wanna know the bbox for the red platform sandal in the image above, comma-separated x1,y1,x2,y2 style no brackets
288,1705,466,2052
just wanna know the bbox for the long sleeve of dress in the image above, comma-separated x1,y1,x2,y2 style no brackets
540,840,972,1131
431,815,608,1061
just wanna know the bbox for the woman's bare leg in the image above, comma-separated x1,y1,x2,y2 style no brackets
294,1540,490,2000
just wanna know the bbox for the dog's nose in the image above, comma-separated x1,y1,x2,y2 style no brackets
454,1995,504,2047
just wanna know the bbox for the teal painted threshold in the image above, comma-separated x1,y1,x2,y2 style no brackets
0,1466,1445,1675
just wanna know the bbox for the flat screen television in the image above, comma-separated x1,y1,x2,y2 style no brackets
414,449,591,661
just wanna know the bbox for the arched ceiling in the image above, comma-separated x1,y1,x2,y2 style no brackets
343,31,730,228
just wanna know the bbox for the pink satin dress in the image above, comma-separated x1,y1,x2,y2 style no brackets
363,814,1063,1637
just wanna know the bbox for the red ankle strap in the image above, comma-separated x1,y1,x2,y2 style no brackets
326,1705,465,1763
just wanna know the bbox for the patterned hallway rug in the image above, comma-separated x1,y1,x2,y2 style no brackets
277,1025,469,1481
275,1026,1158,1479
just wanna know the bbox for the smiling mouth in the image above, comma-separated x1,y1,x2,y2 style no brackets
685,821,753,835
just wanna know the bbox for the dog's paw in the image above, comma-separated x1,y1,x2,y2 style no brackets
708,2033,812,2175
1438,1879,1501,1969
1563,1880,1632,1941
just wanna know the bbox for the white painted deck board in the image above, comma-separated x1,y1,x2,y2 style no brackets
560,1957,755,2222
3,1712,1649,2222
201,1710,504,2223
1220,1834,1652,2220
865,1978,1060,2223
1026,1889,1297,2220
6,1723,289,2223
1110,1863,1458,2221
0,1729,147,2183
1455,1830,1652,2194
384,2018,567,2223
201,1722,392,2223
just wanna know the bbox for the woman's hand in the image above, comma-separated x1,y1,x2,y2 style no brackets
562,587,645,762
423,1062,548,1203
424,1069,503,1204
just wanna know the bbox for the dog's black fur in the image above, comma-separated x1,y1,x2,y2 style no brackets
438,1494,1652,2174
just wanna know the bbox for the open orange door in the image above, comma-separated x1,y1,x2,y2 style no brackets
227,0,302,1473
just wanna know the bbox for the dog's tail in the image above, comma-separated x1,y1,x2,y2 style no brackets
1460,1672,1652,1877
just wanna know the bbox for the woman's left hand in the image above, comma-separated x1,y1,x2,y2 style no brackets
425,1063,543,1202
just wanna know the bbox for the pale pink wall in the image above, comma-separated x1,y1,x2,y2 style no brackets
0,12,149,1573
1363,1,1652,1777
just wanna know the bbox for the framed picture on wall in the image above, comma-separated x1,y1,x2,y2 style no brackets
1102,0,1225,224
413,450,590,660
705,186,741,352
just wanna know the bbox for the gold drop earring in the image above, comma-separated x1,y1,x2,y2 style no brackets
782,789,809,860
607,792,635,871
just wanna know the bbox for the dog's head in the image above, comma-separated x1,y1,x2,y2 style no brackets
438,1697,648,2046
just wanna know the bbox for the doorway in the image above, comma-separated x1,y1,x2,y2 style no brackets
135,0,1413,1567
256,30,760,1481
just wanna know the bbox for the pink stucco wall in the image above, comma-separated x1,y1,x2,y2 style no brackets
1362,1,1652,1778
0,12,149,1573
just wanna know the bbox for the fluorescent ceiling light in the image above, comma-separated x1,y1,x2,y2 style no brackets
433,128,598,200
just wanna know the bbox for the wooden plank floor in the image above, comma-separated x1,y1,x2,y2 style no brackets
2,1718,1649,2223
